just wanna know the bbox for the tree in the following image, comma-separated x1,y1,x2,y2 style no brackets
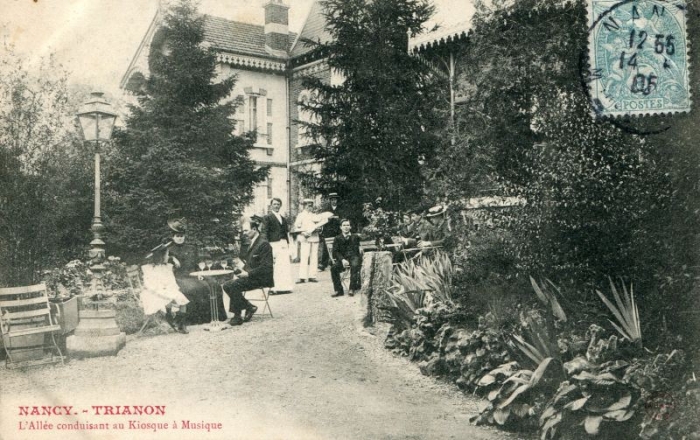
107,0,266,256
0,49,93,285
300,0,445,215
433,0,700,339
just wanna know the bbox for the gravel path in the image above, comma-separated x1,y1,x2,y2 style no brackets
1,266,518,440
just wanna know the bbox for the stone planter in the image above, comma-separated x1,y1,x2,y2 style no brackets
50,296,79,334
66,303,125,358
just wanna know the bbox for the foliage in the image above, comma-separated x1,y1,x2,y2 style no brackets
382,288,429,332
537,328,686,440
638,375,700,440
472,357,555,429
596,278,642,348
531,277,567,323
0,49,94,285
41,257,129,298
540,360,638,440
449,326,512,392
299,0,445,214
361,200,402,241
107,0,266,257
390,250,455,304
381,271,695,440
115,297,148,334
448,219,524,318
384,301,457,359
428,0,700,342
511,313,559,367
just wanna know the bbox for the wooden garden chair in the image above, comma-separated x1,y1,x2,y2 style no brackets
0,283,65,369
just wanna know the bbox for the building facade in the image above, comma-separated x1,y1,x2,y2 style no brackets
121,0,469,220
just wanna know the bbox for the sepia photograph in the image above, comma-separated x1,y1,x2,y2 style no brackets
1,0,699,439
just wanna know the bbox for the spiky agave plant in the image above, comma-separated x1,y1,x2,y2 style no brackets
596,278,642,348
391,250,454,303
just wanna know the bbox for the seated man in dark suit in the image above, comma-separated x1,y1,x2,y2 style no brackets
330,219,362,297
222,216,274,325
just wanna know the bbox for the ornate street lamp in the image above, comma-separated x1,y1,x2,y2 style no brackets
77,91,117,274
68,92,125,358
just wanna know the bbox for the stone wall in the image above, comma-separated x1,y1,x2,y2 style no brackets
360,251,392,325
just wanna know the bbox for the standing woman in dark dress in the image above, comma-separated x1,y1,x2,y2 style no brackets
166,219,228,325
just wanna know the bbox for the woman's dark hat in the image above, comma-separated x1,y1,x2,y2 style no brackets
168,218,187,233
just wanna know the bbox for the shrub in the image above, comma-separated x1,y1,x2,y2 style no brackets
41,257,129,298
115,297,147,334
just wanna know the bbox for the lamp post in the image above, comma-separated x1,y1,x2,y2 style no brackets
77,92,117,275
68,92,125,358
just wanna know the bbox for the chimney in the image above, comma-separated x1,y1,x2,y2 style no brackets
264,0,290,57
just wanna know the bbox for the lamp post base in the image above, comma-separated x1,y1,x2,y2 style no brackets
66,307,125,359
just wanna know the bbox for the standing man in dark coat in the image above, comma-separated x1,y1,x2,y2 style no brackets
222,216,274,325
318,193,343,271
261,197,294,293
330,219,362,297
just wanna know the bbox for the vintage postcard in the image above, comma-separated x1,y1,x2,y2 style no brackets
1,0,698,440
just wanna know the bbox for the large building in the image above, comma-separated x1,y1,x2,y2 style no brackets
121,0,471,219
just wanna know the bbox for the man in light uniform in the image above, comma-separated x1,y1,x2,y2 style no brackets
294,199,322,283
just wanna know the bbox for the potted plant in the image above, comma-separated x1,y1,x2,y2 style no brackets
42,260,89,334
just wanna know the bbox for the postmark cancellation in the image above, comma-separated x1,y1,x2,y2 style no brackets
587,0,690,117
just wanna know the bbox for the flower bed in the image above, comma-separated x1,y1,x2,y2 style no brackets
382,259,700,439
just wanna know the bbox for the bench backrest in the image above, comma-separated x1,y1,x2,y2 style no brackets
0,283,56,333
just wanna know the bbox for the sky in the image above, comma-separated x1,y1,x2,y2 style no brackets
1,0,473,97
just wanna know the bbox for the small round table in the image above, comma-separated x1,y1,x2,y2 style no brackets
189,269,234,332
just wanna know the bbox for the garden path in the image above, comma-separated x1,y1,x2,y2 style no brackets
1,265,517,440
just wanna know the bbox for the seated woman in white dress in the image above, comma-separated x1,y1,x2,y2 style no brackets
141,249,190,334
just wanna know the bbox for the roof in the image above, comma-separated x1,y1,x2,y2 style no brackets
202,14,297,60
290,1,332,59
289,0,472,59
409,21,472,52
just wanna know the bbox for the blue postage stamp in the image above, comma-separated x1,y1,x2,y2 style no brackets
588,0,690,117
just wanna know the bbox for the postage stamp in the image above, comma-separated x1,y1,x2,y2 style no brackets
587,0,690,117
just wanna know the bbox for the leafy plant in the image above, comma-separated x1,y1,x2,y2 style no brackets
537,342,686,439
441,326,512,392
381,287,429,332
510,312,560,367
391,250,454,303
361,201,401,241
539,373,637,440
596,278,642,348
384,301,456,360
472,357,555,428
530,277,567,322
41,257,129,299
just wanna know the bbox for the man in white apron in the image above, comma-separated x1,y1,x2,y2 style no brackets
261,198,294,293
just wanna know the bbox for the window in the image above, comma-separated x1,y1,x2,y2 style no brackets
267,123,273,145
297,92,310,147
237,95,244,114
267,98,272,117
236,119,245,135
249,96,258,132
267,177,273,199
297,91,321,148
